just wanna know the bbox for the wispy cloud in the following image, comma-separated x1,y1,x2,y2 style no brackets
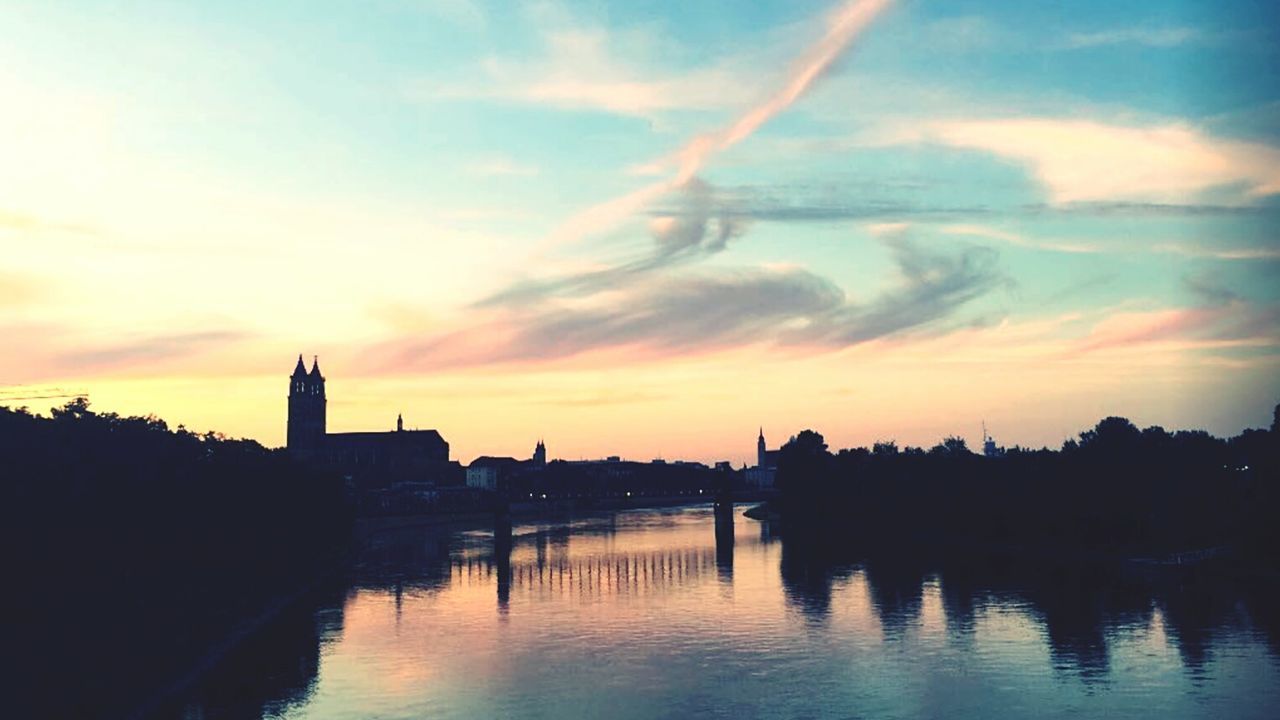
1070,276,1279,355
888,118,1280,204
481,178,748,307
1151,242,1280,261
941,224,1100,254
1069,304,1277,354
1063,27,1203,49
790,230,1007,346
371,231,1005,370
0,324,256,384
541,0,897,249
420,9,765,117
56,330,250,371
465,157,540,177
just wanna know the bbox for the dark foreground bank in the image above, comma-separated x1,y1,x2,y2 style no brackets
2,401,353,719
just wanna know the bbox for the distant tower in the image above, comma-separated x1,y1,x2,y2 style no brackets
757,427,766,468
982,421,1001,458
533,439,547,466
397,413,404,432
287,354,327,459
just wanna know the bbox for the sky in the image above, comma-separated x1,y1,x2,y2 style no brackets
2,0,1278,465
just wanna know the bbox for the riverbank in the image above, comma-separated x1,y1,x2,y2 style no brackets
126,579,329,720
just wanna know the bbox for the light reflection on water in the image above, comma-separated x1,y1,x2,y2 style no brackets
179,505,1280,719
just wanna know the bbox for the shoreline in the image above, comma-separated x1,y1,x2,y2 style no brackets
355,491,775,538
124,576,334,720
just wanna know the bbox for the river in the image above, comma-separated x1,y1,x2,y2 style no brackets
171,504,1280,719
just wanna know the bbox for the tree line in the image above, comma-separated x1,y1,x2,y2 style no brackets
773,406,1280,562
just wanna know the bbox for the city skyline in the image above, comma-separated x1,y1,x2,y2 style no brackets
3,0,1278,465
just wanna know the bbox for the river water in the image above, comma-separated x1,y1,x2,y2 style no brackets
174,505,1280,719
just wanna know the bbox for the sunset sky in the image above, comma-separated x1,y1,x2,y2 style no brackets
2,0,1278,465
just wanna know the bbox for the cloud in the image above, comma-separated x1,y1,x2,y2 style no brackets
465,157,540,177
0,324,256,384
941,224,1100,254
55,330,250,371
371,0,926,373
1151,243,1280,261
53,331,250,376
789,231,1007,346
479,178,748,307
421,14,764,117
1021,201,1272,217
1063,27,1202,49
539,0,896,250
1070,276,1279,355
889,118,1280,205
373,231,1005,370
652,183,988,224
1070,304,1277,355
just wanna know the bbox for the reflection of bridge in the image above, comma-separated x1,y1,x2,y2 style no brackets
452,546,723,597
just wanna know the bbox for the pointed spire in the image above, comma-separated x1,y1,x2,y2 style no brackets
309,355,323,378
292,354,307,378
758,426,764,441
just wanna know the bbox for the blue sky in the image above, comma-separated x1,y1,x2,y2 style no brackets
1,0,1278,462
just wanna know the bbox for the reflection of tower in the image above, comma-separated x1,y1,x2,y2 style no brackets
714,503,735,584
287,355,326,460
757,427,766,468
533,439,546,466
494,514,512,614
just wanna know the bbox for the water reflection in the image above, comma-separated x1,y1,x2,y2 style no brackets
174,506,1280,719
172,589,345,719
774,533,1280,685
713,501,734,584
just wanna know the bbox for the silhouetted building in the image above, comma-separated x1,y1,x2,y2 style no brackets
286,355,457,487
757,428,780,469
467,441,550,492
466,456,523,491
746,427,778,488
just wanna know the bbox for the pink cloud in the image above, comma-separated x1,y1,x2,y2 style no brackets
889,118,1280,204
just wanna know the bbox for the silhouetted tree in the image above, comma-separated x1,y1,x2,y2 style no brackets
775,430,832,518
768,405,1278,563
872,440,899,456
930,436,970,456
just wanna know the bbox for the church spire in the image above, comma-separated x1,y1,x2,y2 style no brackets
292,354,307,378
309,355,323,379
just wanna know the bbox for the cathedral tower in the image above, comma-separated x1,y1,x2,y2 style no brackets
757,428,766,468
287,355,327,459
